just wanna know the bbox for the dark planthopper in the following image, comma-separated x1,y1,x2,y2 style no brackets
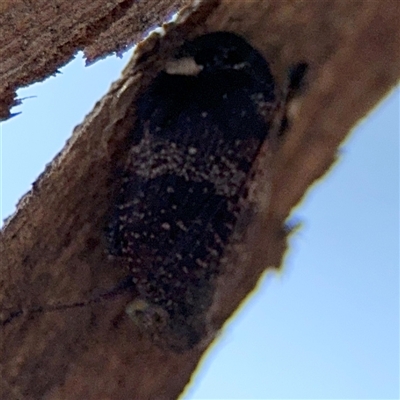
106,31,308,351
1,32,307,353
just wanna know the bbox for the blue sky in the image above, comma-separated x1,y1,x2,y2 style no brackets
1,51,398,400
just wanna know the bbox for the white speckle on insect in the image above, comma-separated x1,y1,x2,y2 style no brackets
161,222,171,230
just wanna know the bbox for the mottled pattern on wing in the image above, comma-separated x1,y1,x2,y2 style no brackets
106,31,283,350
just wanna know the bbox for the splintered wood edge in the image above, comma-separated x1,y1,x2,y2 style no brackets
0,0,192,121
1,0,399,399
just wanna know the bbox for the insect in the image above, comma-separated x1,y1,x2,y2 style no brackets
106,31,308,351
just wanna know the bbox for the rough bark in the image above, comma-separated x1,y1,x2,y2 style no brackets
1,0,399,399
